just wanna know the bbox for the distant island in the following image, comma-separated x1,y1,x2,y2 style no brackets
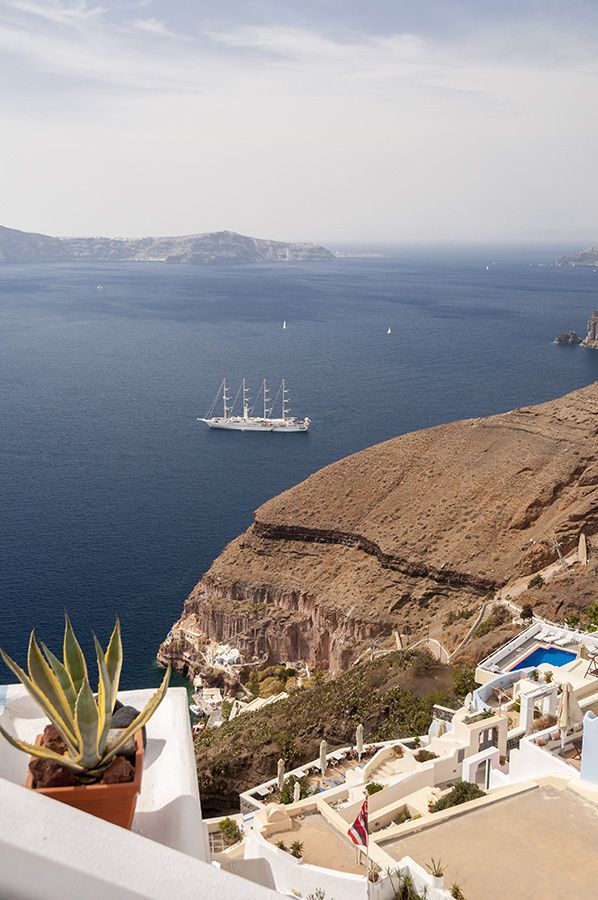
0,224,334,265
553,246,598,267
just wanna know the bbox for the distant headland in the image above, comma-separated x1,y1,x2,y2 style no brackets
0,224,334,265
553,246,598,267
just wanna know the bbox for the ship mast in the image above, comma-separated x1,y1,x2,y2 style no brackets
282,379,288,420
242,378,250,420
263,378,270,418
223,378,230,420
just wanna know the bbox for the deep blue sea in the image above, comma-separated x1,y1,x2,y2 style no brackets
1,245,597,688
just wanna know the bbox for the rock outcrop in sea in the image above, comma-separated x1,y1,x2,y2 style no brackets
0,225,334,264
554,331,582,345
159,383,598,678
581,310,598,349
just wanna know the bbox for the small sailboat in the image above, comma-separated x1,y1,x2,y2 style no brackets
387,326,392,335
282,320,287,330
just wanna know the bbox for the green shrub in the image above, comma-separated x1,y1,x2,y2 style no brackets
290,840,304,859
366,782,384,795
218,817,242,846
520,603,534,619
275,840,287,851
431,780,485,812
220,700,232,722
451,885,466,899
414,748,438,762
444,608,474,627
279,774,311,804
451,665,477,700
527,575,544,590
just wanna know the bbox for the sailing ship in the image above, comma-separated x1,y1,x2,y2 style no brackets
198,379,311,432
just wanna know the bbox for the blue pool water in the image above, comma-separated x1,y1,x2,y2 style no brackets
511,646,577,671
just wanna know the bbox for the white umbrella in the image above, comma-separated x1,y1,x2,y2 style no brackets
293,780,301,803
356,724,364,761
277,758,285,792
556,682,583,752
319,739,328,775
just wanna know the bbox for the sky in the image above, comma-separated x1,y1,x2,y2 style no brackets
0,0,597,243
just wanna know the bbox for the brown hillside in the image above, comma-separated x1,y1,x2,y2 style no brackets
160,382,598,675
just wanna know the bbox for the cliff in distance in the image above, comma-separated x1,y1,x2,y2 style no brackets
159,383,598,677
0,225,334,264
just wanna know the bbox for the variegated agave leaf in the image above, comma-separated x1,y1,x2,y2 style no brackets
101,666,170,766
0,648,78,754
63,614,88,696
0,724,85,775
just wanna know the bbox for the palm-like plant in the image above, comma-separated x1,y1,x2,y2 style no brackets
0,616,170,783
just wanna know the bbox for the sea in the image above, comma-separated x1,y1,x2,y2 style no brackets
1,244,597,689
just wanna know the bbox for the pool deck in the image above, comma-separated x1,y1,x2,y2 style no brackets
380,785,598,899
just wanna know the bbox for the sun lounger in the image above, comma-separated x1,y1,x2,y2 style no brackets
553,635,573,646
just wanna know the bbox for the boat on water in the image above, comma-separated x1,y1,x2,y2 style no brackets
387,326,392,335
198,378,311,432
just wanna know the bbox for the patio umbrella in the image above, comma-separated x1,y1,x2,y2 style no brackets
319,739,328,775
556,682,583,752
356,724,364,761
293,780,301,803
277,758,285,792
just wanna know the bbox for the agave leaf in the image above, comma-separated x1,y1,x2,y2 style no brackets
41,643,77,713
63,614,88,696
74,678,101,769
28,633,76,734
0,649,78,753
0,724,85,774
101,666,170,766
94,635,113,754
104,618,122,713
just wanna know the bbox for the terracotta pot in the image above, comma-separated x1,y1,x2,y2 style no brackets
26,730,143,829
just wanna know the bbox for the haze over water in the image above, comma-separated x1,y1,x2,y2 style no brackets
1,245,597,687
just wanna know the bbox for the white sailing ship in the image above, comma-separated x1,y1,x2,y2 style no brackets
198,378,310,432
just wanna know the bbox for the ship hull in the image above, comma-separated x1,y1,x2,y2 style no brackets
199,417,309,432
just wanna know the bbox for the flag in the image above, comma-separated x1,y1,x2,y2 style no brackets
348,796,369,847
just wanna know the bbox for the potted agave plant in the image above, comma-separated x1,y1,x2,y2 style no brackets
0,615,170,829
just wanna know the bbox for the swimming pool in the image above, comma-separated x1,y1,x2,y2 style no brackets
511,646,576,671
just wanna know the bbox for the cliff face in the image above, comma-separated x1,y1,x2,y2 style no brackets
581,311,598,349
0,225,334,264
159,383,598,677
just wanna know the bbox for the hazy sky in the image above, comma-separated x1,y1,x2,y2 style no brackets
1,0,597,242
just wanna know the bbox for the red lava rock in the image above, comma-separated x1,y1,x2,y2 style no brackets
39,723,68,755
29,757,79,788
100,755,135,785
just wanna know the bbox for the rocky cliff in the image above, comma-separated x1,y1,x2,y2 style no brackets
159,383,598,677
581,310,598,349
0,225,334,264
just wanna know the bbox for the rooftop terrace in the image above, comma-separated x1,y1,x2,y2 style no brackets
380,784,598,899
